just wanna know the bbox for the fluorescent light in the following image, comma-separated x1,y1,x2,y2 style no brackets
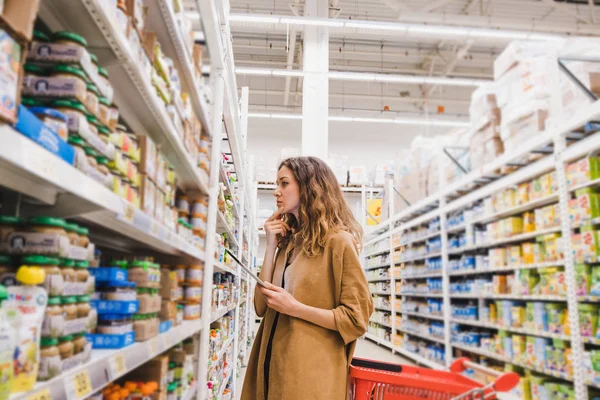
229,13,565,42
185,12,199,19
280,16,344,27
237,68,489,87
228,14,281,24
272,69,305,77
249,113,470,127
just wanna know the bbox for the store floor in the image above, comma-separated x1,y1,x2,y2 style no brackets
235,335,414,399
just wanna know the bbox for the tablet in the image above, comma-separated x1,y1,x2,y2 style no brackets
225,248,266,287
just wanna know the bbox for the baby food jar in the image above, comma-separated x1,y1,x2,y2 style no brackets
65,223,81,246
58,335,75,360
174,265,186,284
42,296,65,338
98,126,111,144
90,53,99,70
109,103,119,131
97,314,133,335
96,156,110,175
191,198,208,221
39,337,61,381
63,296,78,324
28,107,69,141
50,64,88,99
98,67,110,96
52,99,87,128
98,96,111,126
186,264,203,285
86,114,101,137
101,281,137,301
24,63,47,78
176,304,183,325
75,260,89,283
0,255,16,286
0,215,21,251
84,147,99,170
85,83,100,116
184,285,202,302
28,216,68,237
77,226,89,248
73,333,88,355
52,31,88,50
177,196,189,215
22,255,63,296
60,258,76,284
183,302,201,320
67,136,88,170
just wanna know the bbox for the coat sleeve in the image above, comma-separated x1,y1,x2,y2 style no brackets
331,239,374,345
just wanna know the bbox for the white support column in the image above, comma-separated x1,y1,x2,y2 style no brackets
438,148,452,368
301,0,329,159
197,69,225,400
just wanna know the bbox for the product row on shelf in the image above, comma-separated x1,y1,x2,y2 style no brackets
362,39,600,399
0,0,258,399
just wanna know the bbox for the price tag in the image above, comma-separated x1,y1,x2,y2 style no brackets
148,337,160,356
27,389,52,400
65,369,92,400
107,354,127,380
122,203,135,224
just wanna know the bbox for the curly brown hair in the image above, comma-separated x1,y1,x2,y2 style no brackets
277,156,363,257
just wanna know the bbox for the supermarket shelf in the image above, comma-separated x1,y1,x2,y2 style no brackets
570,177,600,192
450,293,566,301
398,310,445,321
451,343,573,382
371,291,392,296
145,0,212,132
447,227,562,255
219,162,241,220
365,248,391,258
214,262,238,276
210,304,236,324
367,277,391,283
579,295,600,302
450,319,570,340
397,327,446,345
257,183,384,193
446,224,468,234
374,306,392,312
38,0,209,194
397,251,442,264
583,336,600,345
395,230,441,248
364,333,444,369
216,336,235,360
217,211,239,248
399,271,443,279
370,320,393,329
398,292,444,298
364,263,391,271
472,194,559,225
10,319,203,400
449,261,565,277
0,127,204,262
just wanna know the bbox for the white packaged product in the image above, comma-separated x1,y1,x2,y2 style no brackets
493,40,561,80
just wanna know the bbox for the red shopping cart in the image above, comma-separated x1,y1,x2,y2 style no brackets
350,357,519,400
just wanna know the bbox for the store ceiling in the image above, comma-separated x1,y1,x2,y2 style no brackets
189,0,600,119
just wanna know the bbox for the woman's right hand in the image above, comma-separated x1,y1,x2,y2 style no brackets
264,208,290,249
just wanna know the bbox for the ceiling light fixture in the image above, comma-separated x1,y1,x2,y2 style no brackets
250,113,470,127
227,13,565,42
237,67,489,86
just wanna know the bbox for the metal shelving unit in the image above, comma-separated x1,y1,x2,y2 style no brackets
362,94,600,398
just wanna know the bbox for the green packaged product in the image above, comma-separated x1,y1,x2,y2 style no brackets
575,264,592,295
579,303,599,337
592,266,600,296
516,269,539,295
546,303,566,334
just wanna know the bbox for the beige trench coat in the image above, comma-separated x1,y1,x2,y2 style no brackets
241,231,374,400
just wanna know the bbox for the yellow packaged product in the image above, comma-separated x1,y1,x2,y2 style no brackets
517,182,530,205
511,305,526,328
508,246,522,266
522,242,536,264
503,189,517,210
502,217,523,237
523,211,535,233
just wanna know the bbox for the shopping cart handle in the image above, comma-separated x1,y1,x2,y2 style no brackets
450,357,520,393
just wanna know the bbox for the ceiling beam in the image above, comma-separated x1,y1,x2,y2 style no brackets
421,0,456,13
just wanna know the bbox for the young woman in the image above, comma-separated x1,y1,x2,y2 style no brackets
241,156,373,400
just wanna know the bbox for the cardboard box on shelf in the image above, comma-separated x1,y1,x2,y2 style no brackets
140,175,157,215
138,135,158,182
493,40,560,81
134,317,159,341
192,44,203,70
0,0,39,42
501,101,549,152
470,137,504,171
125,0,147,34
159,300,177,322
124,354,169,390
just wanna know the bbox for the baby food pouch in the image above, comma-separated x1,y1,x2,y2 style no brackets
579,303,599,337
